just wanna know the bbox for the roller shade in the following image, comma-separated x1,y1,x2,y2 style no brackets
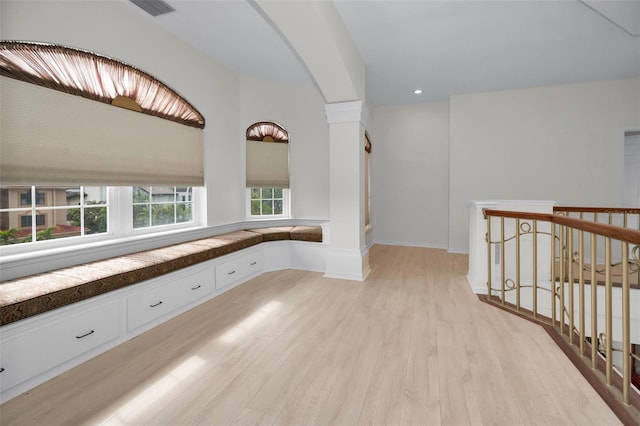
0,77,204,186
246,140,289,188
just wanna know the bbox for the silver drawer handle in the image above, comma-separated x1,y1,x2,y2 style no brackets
250,261,257,266
228,270,236,275
150,301,163,308
191,285,201,290
76,330,95,339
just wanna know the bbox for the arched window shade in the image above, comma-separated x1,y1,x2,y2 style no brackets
246,122,289,143
0,41,204,128
0,41,205,186
246,122,289,188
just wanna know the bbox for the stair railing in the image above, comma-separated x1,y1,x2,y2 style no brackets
483,207,640,422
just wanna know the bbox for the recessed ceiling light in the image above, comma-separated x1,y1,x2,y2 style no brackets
413,89,423,94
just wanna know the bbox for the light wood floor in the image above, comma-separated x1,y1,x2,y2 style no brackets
0,245,621,425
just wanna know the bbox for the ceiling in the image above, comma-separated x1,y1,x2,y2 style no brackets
130,0,640,107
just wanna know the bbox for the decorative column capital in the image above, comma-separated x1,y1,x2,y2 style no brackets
325,101,368,127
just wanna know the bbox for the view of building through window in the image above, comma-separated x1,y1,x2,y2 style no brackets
0,185,108,245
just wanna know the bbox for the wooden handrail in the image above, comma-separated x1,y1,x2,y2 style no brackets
483,209,640,245
554,206,640,214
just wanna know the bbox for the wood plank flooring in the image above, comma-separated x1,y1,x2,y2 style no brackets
0,245,621,425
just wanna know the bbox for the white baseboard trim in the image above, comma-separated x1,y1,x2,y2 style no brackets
373,240,449,250
466,274,488,294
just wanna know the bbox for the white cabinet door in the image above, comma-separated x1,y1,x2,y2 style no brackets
0,301,120,392
126,267,213,331
215,251,263,290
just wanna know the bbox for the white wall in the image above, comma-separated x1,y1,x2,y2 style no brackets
238,76,330,220
0,0,241,226
449,78,640,252
371,101,450,248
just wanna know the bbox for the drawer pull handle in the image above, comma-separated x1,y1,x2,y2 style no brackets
150,301,163,308
250,261,257,266
76,330,95,339
228,270,236,275
191,285,201,290
0,367,5,373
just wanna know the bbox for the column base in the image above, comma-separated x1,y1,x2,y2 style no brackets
324,247,370,281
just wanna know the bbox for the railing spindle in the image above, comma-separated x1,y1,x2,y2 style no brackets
591,232,598,370
579,229,585,355
532,220,538,318
487,216,492,297
501,217,505,305
622,241,630,405
560,224,566,335
605,237,613,386
551,222,557,326
516,218,521,311
568,226,574,345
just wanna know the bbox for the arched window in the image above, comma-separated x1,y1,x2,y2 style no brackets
365,132,372,229
0,41,203,251
1,41,205,187
245,122,290,216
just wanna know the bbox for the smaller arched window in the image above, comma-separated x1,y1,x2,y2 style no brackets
245,122,290,217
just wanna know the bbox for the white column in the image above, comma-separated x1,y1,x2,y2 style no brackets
324,101,370,281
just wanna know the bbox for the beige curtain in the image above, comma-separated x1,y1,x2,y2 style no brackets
1,77,204,186
246,141,289,188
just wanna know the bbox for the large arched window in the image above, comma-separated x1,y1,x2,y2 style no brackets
0,41,204,251
1,41,205,186
245,121,290,216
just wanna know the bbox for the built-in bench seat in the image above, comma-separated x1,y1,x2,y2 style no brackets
0,226,322,326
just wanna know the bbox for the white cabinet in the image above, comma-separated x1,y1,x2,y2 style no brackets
0,244,280,403
127,266,213,331
0,301,119,393
215,250,263,290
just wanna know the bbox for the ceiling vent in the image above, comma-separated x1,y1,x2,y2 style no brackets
129,0,175,17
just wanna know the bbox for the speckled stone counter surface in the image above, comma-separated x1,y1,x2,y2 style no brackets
0,226,322,326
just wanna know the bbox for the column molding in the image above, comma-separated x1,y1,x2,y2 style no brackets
325,101,368,126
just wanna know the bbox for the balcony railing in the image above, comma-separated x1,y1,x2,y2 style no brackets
482,207,640,423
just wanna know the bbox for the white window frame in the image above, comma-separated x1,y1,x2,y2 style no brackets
0,186,202,257
246,187,290,219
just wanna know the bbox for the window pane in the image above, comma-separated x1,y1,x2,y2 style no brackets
151,187,175,203
176,187,192,203
133,205,150,228
251,188,260,200
151,203,175,226
133,187,150,203
274,188,283,198
274,200,283,215
251,200,261,215
261,200,273,215
84,187,107,204
1,186,29,209
63,187,82,206
84,206,108,234
0,214,27,245
262,188,273,199
176,203,192,223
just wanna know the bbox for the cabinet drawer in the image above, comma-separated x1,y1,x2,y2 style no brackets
0,301,119,392
127,269,213,331
215,251,263,290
